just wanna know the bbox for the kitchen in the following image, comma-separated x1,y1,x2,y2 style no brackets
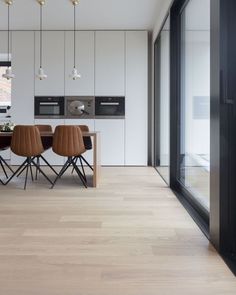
0,12,148,174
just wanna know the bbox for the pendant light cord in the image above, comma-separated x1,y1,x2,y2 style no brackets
40,4,43,68
7,4,10,63
74,4,76,69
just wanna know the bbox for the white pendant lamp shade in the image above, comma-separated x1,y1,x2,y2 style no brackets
3,0,15,80
36,67,47,80
71,1,81,80
71,68,81,80
37,0,47,80
2,67,15,80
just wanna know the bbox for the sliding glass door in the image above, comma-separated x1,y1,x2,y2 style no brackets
179,0,210,210
154,16,170,184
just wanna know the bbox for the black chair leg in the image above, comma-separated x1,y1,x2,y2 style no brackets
79,157,87,183
72,155,93,175
31,159,53,186
24,159,30,190
5,159,28,185
39,155,59,176
51,158,71,189
35,156,40,180
0,158,8,178
72,158,87,188
71,157,78,174
17,161,28,178
0,156,14,175
29,162,34,182
81,155,94,171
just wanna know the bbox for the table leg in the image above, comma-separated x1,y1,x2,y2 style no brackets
92,133,101,188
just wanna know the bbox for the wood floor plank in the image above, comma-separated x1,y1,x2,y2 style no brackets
0,167,235,295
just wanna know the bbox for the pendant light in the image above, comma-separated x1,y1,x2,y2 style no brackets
36,0,47,80
2,0,15,80
70,0,81,80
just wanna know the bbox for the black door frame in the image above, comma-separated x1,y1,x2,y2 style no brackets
154,0,236,275
169,0,210,235
210,0,236,274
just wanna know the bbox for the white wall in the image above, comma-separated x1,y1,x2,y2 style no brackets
152,0,173,43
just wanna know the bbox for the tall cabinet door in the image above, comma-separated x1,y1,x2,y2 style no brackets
95,31,125,96
95,119,125,166
35,31,65,96
65,31,95,95
125,31,148,165
11,32,35,165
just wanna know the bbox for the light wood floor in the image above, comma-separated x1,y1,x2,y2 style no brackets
0,167,235,295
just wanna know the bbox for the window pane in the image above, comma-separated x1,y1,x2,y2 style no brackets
154,16,170,184
180,0,210,209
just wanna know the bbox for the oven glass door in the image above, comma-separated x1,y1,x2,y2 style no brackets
95,97,125,117
39,103,60,115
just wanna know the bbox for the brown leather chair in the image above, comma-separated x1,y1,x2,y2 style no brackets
34,125,58,179
5,125,53,189
72,125,93,175
0,134,14,180
52,125,87,188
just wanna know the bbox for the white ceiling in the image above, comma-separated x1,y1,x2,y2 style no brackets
0,0,163,31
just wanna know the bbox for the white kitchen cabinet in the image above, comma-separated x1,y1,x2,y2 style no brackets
95,31,125,96
65,31,95,96
125,31,148,166
34,119,65,166
65,119,95,166
11,32,35,165
95,119,125,166
35,31,65,96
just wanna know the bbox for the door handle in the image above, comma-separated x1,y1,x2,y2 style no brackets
220,70,234,105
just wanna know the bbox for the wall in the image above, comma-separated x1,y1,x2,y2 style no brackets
152,0,173,43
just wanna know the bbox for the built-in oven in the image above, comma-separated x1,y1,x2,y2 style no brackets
65,96,95,119
95,97,125,119
34,96,65,118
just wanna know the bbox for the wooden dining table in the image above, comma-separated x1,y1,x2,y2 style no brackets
0,131,101,188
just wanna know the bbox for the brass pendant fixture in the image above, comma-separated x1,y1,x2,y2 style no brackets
2,0,15,80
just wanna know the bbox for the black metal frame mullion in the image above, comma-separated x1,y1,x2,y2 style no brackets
169,0,210,234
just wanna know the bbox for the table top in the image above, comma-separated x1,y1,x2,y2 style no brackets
0,131,100,137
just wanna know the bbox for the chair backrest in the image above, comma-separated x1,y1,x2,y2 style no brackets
35,125,53,132
53,125,85,157
78,125,92,150
11,125,44,157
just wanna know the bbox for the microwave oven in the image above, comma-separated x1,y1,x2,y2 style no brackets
95,97,125,119
34,96,65,118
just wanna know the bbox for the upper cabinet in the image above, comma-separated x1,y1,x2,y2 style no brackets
65,31,95,96
35,31,65,96
95,31,125,96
